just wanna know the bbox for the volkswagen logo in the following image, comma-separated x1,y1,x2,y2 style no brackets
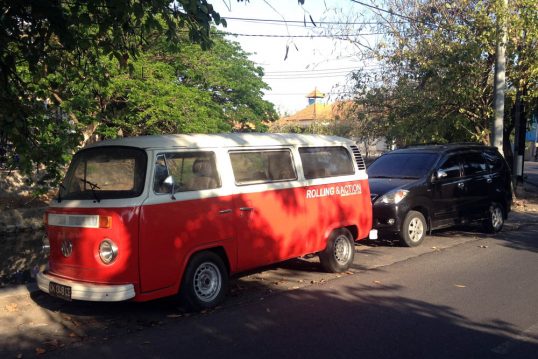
61,239,73,257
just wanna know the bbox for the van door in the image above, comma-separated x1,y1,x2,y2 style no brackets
229,149,307,271
139,151,235,293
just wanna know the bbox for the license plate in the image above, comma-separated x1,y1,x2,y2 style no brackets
49,281,72,301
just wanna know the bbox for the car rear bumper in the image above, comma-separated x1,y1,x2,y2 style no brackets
37,271,135,302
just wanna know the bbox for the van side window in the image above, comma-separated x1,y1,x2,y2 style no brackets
230,150,296,185
299,147,354,179
438,156,461,179
462,153,488,176
154,152,220,193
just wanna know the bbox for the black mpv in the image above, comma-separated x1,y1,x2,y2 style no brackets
367,144,512,247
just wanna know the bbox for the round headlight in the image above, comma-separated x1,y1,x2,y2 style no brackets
99,239,118,264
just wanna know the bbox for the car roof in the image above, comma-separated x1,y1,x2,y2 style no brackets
386,143,497,155
84,133,355,150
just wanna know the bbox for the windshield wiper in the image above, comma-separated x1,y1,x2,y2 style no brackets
80,179,101,203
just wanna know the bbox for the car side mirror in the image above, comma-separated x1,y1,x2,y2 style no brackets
435,170,448,181
163,175,176,200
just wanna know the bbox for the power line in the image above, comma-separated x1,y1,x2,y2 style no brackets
265,67,361,74
265,65,381,74
265,91,355,96
222,16,408,26
219,31,385,38
349,0,431,26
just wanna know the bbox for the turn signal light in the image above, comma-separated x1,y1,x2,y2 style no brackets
99,216,112,229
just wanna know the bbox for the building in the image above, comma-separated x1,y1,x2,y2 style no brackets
273,89,388,158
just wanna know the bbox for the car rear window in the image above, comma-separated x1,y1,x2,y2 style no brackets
368,153,438,179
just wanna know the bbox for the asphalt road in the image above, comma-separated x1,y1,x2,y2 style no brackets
1,218,537,359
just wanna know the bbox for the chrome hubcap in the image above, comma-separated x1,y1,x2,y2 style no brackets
491,206,503,229
333,235,352,264
193,262,221,302
408,218,424,242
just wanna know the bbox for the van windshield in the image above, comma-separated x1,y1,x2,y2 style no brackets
60,147,147,201
367,153,438,179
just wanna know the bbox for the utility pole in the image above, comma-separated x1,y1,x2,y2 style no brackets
492,0,508,156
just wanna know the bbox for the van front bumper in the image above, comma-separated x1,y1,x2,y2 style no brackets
37,271,135,302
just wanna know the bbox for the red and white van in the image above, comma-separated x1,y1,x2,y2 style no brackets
38,133,373,309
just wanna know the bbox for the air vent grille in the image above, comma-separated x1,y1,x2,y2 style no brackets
350,145,366,170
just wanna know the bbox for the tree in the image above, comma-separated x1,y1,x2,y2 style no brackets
0,1,276,186
70,30,276,140
344,0,537,155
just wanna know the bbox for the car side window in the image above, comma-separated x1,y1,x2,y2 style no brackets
483,151,504,172
438,156,461,179
462,153,488,176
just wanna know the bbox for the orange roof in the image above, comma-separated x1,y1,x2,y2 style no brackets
279,101,354,124
306,89,325,98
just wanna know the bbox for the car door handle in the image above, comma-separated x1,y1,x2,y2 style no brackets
486,178,492,184
457,182,465,189
239,207,254,212
219,209,232,214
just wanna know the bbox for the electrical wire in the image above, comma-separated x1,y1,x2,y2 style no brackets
219,31,386,38
222,16,408,26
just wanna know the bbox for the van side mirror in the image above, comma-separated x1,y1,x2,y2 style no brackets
163,175,176,200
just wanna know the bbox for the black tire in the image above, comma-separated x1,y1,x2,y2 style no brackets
319,228,355,273
483,202,504,233
179,251,228,311
399,210,427,247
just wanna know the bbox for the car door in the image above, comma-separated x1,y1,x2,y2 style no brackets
460,152,490,220
431,154,465,228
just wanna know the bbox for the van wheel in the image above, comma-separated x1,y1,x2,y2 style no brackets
483,202,504,233
319,228,355,273
179,251,228,311
400,211,426,247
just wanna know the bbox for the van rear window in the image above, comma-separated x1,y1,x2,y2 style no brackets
230,150,296,185
299,147,355,179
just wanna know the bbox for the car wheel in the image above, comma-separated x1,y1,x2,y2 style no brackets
319,228,355,273
399,210,426,247
483,202,504,233
179,251,228,311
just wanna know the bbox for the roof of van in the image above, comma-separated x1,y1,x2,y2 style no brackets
84,133,355,150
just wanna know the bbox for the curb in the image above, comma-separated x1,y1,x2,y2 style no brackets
0,282,39,302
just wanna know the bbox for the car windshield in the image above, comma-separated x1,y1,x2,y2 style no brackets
60,147,147,201
367,153,439,179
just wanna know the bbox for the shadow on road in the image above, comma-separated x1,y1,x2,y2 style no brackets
3,278,534,358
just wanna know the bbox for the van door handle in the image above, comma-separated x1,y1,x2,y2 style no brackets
240,207,254,212
219,209,232,214
457,182,465,189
